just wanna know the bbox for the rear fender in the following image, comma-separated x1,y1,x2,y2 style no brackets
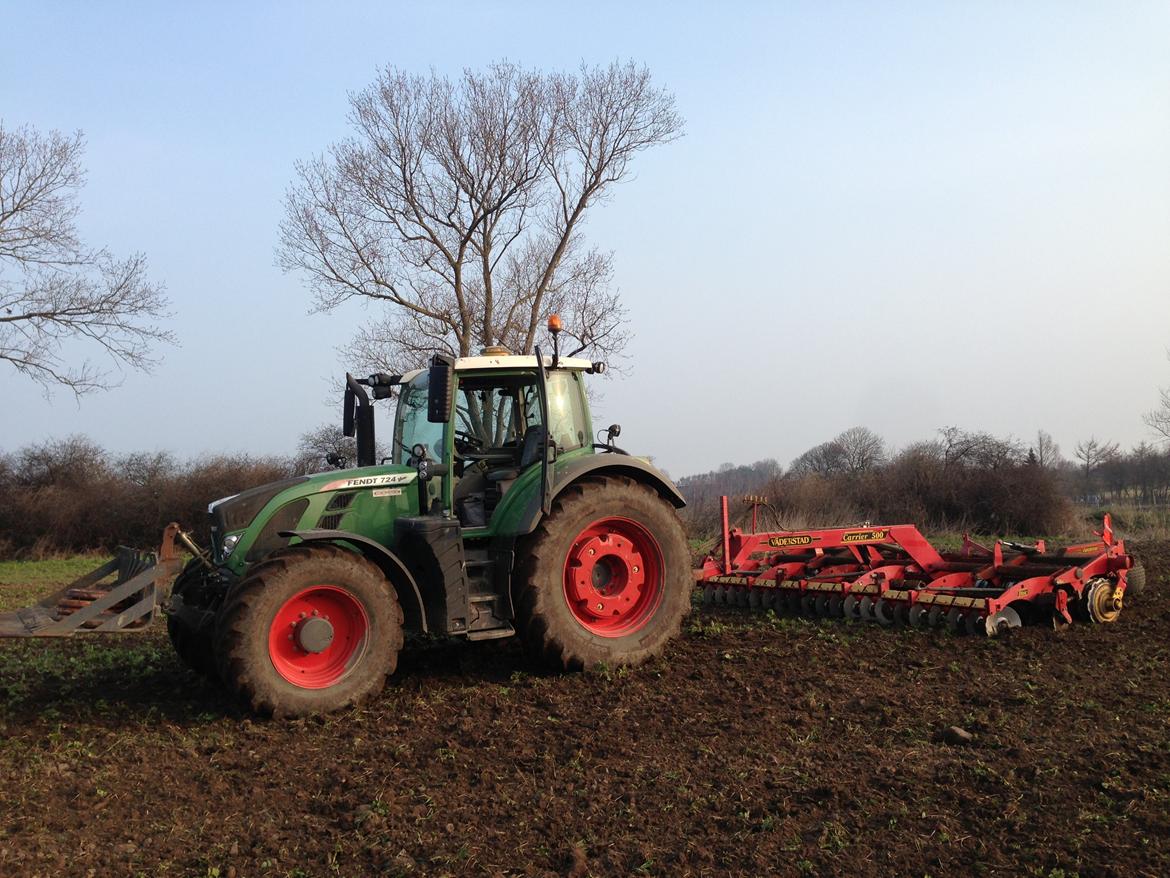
513,455,686,536
280,529,428,633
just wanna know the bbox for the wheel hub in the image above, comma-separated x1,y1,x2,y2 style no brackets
295,616,335,653
1085,578,1122,624
563,517,664,637
267,585,369,688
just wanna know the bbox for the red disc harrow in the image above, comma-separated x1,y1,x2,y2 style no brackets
694,497,1136,635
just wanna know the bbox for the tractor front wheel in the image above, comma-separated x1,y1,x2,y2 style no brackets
213,544,403,717
167,558,219,679
516,476,690,670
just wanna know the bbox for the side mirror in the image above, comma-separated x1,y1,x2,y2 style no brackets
427,355,455,424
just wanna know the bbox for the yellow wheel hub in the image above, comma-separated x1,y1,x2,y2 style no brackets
1085,578,1123,624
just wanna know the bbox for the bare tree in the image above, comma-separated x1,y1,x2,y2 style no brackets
294,422,388,473
1031,429,1062,468
0,123,172,394
1145,353,1170,442
835,426,886,474
278,61,683,373
789,440,847,478
1074,436,1119,481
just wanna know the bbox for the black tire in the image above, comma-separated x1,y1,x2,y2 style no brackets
1127,563,1146,598
213,544,403,718
167,558,219,679
515,476,690,670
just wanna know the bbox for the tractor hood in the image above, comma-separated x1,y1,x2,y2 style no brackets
208,465,420,571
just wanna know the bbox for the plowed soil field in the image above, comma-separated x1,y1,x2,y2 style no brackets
1,543,1168,878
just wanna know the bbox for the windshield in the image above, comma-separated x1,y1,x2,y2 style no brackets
393,373,444,464
394,367,591,465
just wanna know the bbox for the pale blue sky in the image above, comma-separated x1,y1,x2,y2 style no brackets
2,1,1168,476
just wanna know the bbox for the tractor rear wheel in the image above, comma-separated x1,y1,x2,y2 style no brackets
515,475,690,670
213,544,403,717
167,558,218,678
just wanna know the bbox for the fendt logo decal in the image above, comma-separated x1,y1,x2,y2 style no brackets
323,473,417,491
842,529,889,543
767,534,814,548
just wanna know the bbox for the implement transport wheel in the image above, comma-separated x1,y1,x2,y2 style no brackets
516,476,690,670
1084,577,1123,625
1126,563,1146,599
214,544,403,717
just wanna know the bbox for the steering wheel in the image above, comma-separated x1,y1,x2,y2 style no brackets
454,430,484,456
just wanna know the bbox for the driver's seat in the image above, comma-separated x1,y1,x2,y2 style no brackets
486,425,547,489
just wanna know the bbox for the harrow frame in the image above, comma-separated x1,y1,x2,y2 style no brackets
695,497,1135,635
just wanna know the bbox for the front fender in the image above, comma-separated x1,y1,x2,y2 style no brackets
280,529,428,633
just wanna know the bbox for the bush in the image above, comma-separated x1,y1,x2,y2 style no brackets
0,437,299,557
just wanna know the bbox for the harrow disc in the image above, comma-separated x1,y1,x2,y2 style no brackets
760,589,776,611
945,607,966,635
733,587,748,608
892,603,911,627
814,595,831,618
842,594,859,620
908,604,929,629
702,585,716,606
827,595,845,618
986,605,1023,637
799,594,816,616
927,606,945,628
965,613,987,636
872,599,896,628
748,589,761,610
858,596,875,623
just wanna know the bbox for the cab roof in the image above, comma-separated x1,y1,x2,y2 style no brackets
400,354,594,383
454,353,593,371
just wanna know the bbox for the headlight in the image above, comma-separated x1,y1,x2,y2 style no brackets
221,533,242,557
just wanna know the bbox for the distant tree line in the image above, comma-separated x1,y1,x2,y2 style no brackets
2,423,1168,556
0,428,366,556
679,426,1170,540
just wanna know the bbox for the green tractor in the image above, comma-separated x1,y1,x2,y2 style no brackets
166,328,690,716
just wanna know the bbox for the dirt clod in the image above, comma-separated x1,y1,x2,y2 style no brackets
942,725,975,745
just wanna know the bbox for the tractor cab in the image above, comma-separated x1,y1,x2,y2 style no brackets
390,350,594,528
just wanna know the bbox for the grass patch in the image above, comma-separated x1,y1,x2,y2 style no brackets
0,555,107,611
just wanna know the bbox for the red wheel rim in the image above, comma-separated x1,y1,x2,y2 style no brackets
267,586,369,688
562,517,665,637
